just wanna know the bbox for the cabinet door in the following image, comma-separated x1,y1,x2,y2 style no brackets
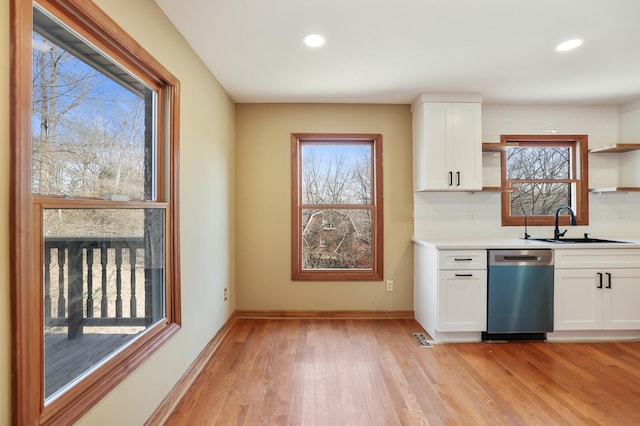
554,269,602,330
451,103,482,191
603,269,640,329
437,270,487,332
413,102,482,191
417,102,451,190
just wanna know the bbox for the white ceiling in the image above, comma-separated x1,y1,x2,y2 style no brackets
154,0,640,105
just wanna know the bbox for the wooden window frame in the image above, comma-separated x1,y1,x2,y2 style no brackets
500,134,589,227
291,133,384,281
10,0,181,424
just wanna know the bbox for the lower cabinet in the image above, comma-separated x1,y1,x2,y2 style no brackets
555,268,640,330
554,248,640,333
437,270,487,331
414,245,640,342
414,244,487,342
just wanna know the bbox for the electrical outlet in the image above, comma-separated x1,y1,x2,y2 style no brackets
616,211,626,223
385,280,393,292
224,288,228,301
467,210,477,222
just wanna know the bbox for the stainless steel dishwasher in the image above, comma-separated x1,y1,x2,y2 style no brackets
483,249,554,340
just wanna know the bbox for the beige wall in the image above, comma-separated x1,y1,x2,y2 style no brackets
1,0,236,423
235,104,414,311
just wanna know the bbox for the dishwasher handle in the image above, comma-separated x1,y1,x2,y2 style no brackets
503,255,542,261
489,250,554,266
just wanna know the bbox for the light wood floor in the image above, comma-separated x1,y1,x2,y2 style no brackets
165,318,640,425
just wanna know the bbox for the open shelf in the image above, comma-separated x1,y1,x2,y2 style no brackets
482,142,519,152
589,187,640,193
588,143,640,153
482,186,517,192
589,143,640,191
483,142,640,193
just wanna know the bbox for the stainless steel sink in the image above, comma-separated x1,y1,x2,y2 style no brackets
526,237,629,244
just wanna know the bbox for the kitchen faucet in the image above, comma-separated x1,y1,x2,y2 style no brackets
554,205,577,239
523,213,533,239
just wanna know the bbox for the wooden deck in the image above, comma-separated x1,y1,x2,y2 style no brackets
164,318,640,425
45,331,140,399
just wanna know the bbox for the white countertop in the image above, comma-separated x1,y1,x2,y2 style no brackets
412,237,640,250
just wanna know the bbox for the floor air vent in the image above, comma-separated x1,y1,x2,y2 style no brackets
411,332,433,348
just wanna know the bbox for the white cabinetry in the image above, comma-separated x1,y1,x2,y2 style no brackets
437,270,487,332
412,94,482,191
414,244,486,342
553,249,640,332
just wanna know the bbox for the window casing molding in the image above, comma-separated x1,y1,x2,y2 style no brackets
291,133,384,281
500,134,589,227
10,0,181,424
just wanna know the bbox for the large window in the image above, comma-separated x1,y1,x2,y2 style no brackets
11,1,180,424
291,134,383,281
501,135,589,226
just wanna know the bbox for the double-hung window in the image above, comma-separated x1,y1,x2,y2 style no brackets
291,133,383,281
501,135,589,226
11,1,180,424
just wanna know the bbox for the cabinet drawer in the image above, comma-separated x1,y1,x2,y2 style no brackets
438,250,487,270
555,249,640,269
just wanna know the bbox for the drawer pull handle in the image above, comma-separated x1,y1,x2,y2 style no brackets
454,273,473,277
454,258,473,262
606,272,612,289
597,272,603,289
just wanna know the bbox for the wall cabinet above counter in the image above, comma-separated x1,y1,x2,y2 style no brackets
412,94,482,192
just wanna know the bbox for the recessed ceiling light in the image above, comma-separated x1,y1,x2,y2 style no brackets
555,38,583,52
303,34,326,48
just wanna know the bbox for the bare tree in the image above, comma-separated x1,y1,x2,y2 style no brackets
32,34,148,237
507,147,571,216
352,147,372,204
300,145,374,269
33,42,97,195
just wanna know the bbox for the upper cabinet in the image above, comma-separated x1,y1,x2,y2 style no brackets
412,94,482,191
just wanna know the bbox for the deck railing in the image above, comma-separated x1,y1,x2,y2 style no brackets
44,236,153,339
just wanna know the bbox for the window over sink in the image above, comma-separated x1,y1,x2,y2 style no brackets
500,135,589,227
